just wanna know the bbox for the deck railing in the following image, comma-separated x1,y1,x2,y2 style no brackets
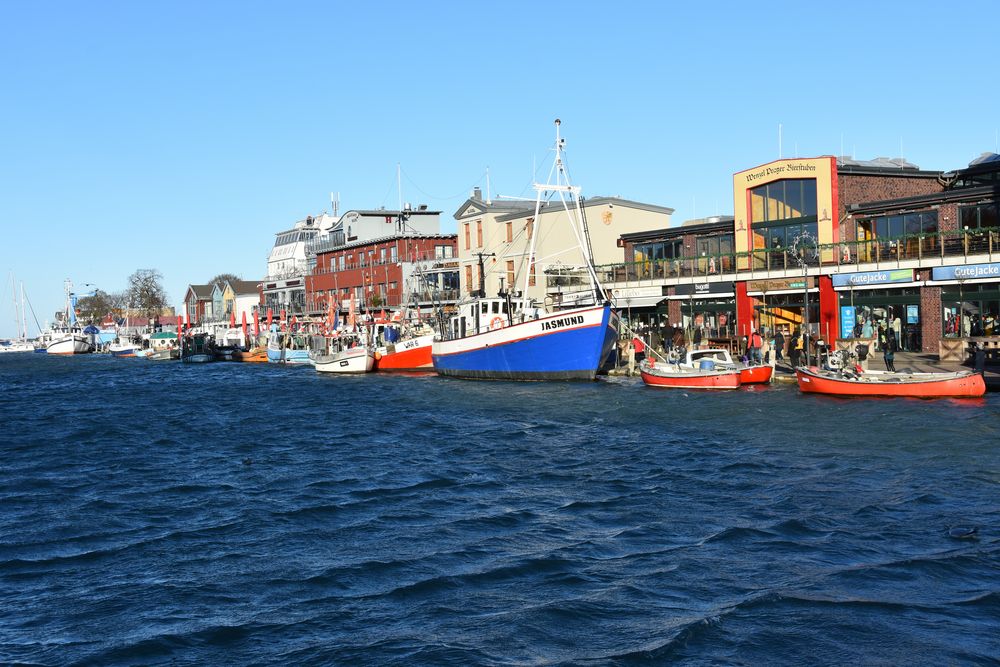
596,229,999,284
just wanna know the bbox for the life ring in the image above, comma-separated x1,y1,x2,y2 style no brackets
490,316,505,331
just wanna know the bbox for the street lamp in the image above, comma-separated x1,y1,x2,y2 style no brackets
791,230,818,365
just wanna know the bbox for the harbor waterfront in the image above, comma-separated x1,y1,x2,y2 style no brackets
1,353,998,664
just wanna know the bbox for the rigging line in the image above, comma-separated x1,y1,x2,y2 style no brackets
377,171,399,209
400,166,487,201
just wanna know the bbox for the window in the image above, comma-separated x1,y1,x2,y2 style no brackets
435,244,454,259
750,179,817,223
389,281,397,291
464,223,470,250
941,284,1000,338
959,203,999,231
390,246,398,263
380,248,386,264
506,260,515,289
477,221,483,247
506,222,513,243
465,265,473,293
528,262,536,287
526,218,534,240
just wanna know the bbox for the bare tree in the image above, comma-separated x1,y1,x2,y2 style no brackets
208,273,242,290
126,269,168,319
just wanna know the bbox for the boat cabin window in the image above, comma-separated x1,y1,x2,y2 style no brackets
492,302,500,314
502,301,509,314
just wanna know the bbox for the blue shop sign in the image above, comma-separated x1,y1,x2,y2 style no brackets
932,263,1000,281
840,306,856,338
831,269,913,287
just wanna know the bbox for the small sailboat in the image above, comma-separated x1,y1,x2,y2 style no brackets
1,276,35,353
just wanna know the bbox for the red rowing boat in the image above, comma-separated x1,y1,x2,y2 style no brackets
682,348,773,384
795,366,986,398
639,359,742,389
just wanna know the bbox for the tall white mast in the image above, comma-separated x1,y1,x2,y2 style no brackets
520,119,603,305
20,282,27,339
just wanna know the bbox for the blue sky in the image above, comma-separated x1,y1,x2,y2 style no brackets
2,1,998,337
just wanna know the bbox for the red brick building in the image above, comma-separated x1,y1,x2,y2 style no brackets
305,234,459,316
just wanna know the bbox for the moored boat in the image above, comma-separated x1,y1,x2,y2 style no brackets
682,347,773,384
181,332,215,363
267,330,312,365
795,366,986,398
638,358,742,390
109,339,138,357
431,121,618,381
310,331,374,374
372,320,435,372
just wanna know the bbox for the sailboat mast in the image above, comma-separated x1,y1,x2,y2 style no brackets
20,282,27,339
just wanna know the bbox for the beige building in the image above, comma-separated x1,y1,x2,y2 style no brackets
453,188,674,303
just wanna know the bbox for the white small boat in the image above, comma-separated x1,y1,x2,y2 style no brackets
46,330,93,355
311,331,374,374
0,339,34,353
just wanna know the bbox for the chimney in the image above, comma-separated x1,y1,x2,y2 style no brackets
473,187,482,200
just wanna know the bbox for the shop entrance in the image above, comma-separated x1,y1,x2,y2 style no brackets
752,293,818,338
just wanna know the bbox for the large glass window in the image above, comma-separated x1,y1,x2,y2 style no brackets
959,203,1000,231
941,284,1000,337
634,240,683,278
838,289,921,350
750,179,817,223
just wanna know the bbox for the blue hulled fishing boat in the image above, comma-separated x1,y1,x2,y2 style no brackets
432,120,619,381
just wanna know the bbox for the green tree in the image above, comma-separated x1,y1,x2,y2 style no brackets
126,269,168,319
76,290,124,324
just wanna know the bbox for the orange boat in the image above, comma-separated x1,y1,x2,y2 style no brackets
639,359,742,390
795,366,986,398
234,347,268,363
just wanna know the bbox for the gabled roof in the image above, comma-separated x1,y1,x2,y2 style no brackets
453,197,537,220
186,284,213,300
227,280,261,296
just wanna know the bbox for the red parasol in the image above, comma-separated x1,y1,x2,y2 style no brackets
254,310,260,336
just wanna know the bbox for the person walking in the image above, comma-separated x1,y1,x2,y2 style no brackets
772,328,785,361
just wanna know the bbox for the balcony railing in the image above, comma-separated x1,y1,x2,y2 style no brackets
301,289,460,315
597,229,1000,284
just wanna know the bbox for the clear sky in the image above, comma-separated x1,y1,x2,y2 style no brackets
2,1,998,337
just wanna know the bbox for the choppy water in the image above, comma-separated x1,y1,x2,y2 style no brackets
1,354,998,666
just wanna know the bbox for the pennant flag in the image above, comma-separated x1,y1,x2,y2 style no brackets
241,311,248,338
253,310,260,337
230,310,236,328
176,315,183,346
266,308,273,328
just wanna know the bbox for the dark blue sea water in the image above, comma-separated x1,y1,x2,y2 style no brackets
1,354,998,666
